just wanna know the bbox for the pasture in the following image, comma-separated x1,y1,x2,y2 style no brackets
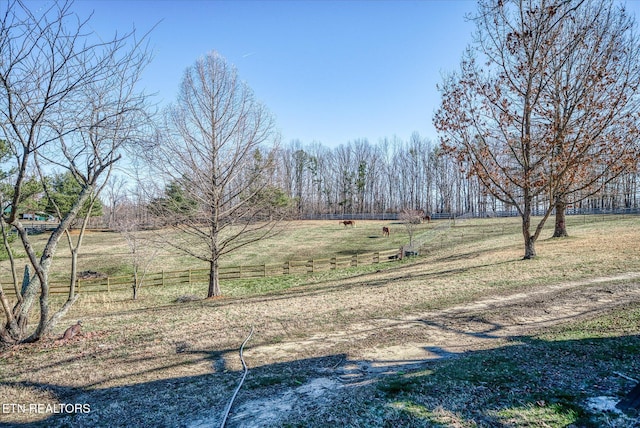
1,215,639,427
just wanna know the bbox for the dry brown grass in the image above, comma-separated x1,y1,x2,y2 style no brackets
1,215,639,426
1,219,417,281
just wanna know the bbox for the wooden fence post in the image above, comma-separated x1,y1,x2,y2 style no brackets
1,247,404,296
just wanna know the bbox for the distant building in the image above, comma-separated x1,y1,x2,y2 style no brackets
20,212,55,221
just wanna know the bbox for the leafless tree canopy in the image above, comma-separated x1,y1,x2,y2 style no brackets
0,0,152,343
150,51,282,298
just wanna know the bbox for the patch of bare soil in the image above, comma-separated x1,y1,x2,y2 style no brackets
222,272,640,427
76,270,107,280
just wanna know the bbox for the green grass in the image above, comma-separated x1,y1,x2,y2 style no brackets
3,214,636,287
13,215,640,324
1,219,420,283
1,215,639,427
366,309,640,427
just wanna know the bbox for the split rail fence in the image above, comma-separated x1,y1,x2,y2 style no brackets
4,248,401,296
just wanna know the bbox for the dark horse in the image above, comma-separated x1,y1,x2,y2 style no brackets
341,220,356,228
382,226,390,237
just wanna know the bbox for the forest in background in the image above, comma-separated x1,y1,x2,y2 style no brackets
94,134,640,229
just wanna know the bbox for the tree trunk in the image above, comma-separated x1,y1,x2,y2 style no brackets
132,270,139,300
39,294,79,339
2,186,94,344
522,210,537,259
523,235,537,259
0,286,20,342
207,259,221,298
553,199,569,238
69,247,78,299
1,219,21,301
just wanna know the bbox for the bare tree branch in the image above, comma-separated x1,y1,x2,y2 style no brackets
148,51,283,298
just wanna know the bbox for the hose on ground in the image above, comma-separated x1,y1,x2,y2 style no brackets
220,326,254,428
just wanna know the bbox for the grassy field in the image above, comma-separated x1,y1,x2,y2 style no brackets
2,219,422,282
0,215,639,427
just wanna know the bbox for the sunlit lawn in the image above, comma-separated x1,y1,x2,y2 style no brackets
0,215,639,427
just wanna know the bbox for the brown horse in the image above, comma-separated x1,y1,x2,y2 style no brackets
382,226,390,237
423,215,431,223
341,220,356,228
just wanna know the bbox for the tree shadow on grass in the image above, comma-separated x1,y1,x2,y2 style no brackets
2,332,638,427
0,352,348,428
87,254,523,324
393,334,640,427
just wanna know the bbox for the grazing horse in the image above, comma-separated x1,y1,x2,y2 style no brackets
423,215,431,223
382,226,390,237
341,220,356,228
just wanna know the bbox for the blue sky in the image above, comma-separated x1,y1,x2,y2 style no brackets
66,0,476,146
68,0,638,147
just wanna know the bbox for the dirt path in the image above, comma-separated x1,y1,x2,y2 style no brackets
222,272,640,427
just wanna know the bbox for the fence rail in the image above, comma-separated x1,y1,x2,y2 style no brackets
3,249,401,296
300,208,640,221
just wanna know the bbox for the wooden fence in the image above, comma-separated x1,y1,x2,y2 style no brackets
4,248,401,296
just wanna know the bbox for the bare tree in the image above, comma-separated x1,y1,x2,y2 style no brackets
268,134,637,219
150,51,281,298
435,0,640,258
105,175,129,229
41,176,102,301
399,209,424,248
114,195,158,300
0,0,152,343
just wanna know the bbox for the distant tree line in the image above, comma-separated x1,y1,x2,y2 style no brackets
101,133,639,228
264,136,639,218
16,134,640,230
